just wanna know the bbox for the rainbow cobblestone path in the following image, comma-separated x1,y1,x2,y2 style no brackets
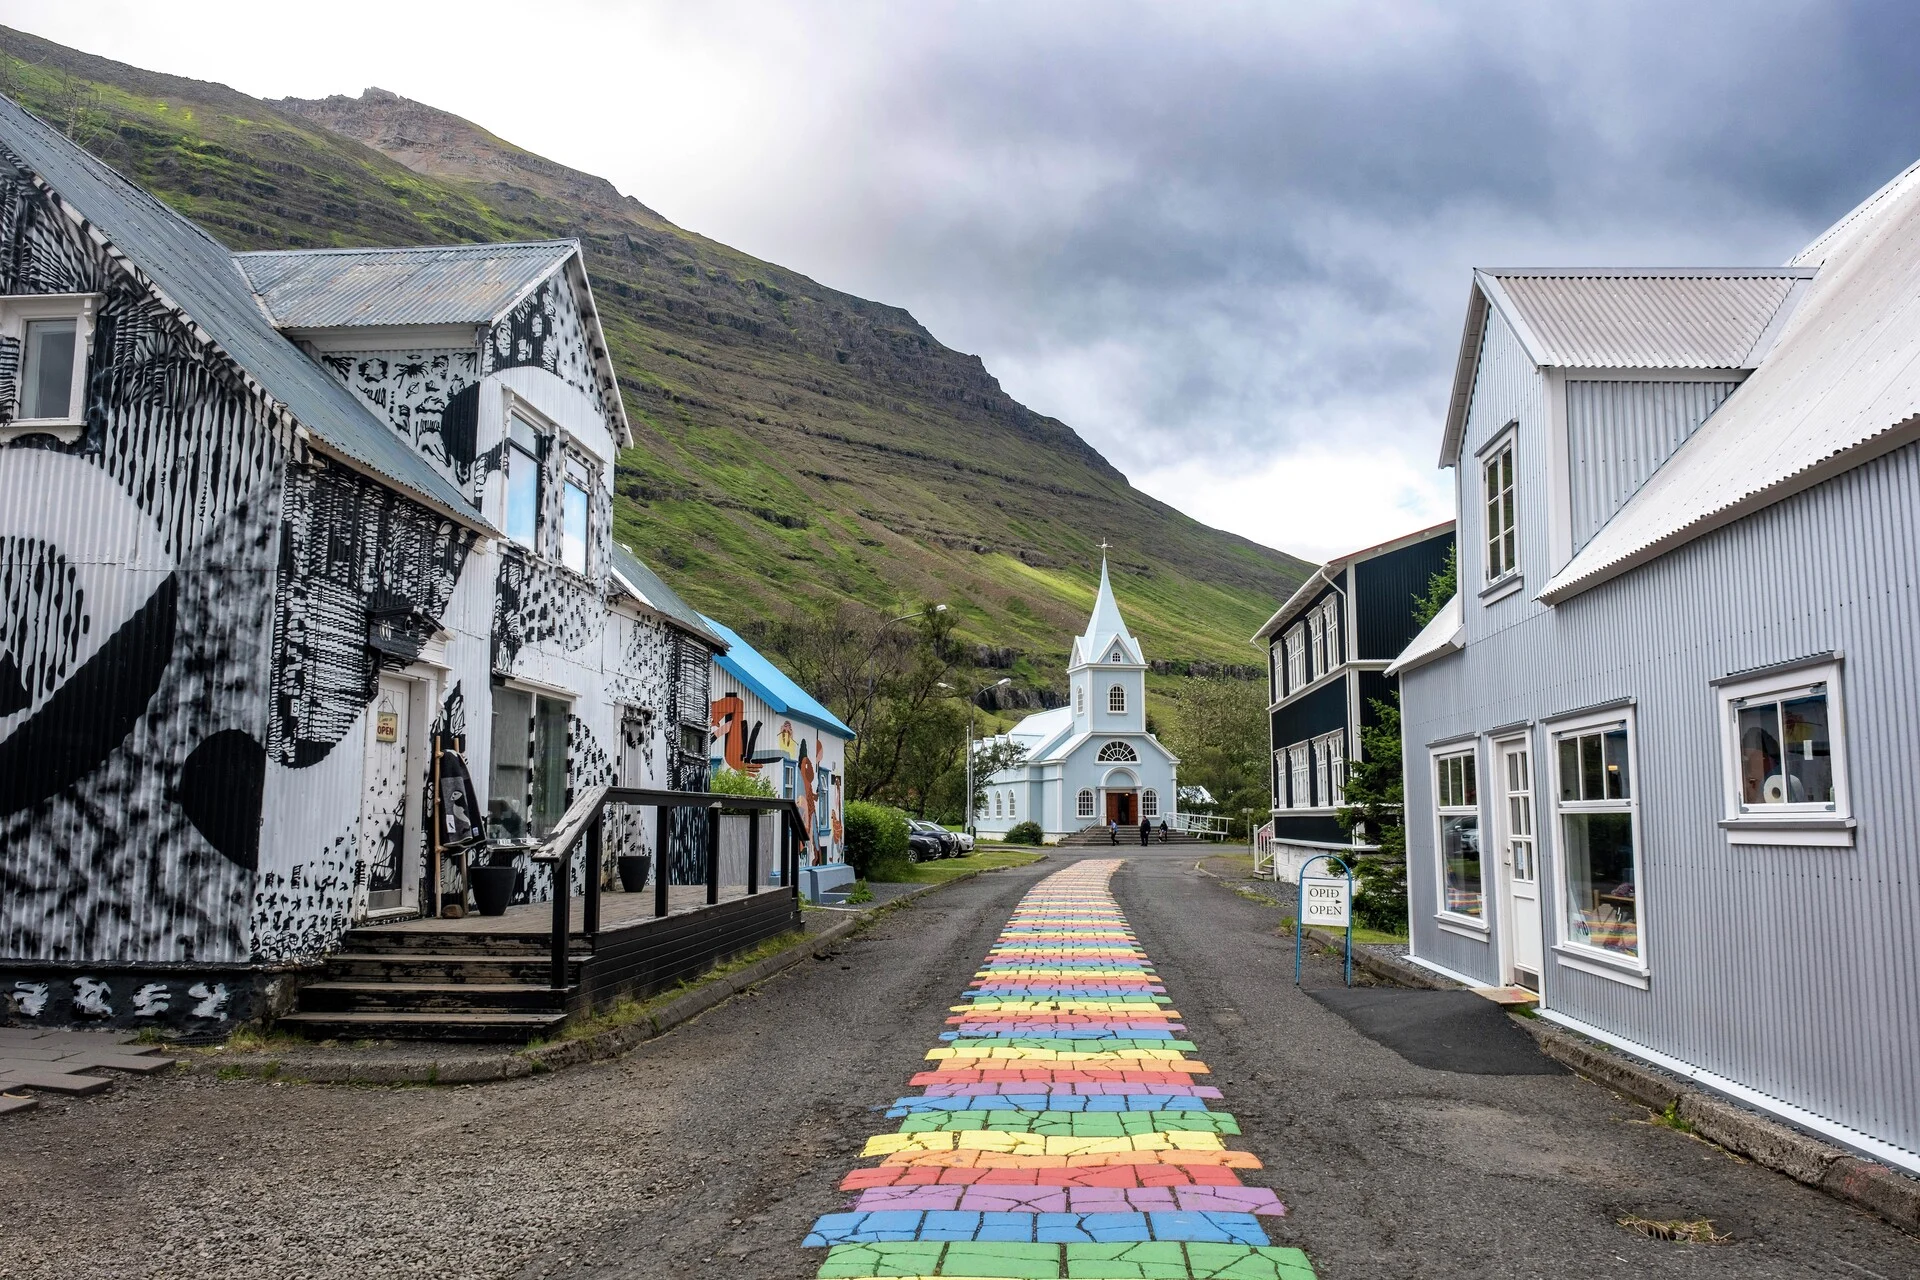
802,859,1316,1279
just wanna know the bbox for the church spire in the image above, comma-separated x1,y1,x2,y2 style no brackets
1077,543,1140,663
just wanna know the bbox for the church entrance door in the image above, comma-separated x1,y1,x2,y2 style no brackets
1105,791,1138,826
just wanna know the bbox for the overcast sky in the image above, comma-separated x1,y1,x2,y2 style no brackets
10,1,1920,560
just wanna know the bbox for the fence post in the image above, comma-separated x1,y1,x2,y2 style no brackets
787,809,800,901
746,810,760,895
654,804,670,918
551,844,570,990
705,803,721,905
584,812,602,935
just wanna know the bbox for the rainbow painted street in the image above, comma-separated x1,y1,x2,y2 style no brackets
801,859,1316,1279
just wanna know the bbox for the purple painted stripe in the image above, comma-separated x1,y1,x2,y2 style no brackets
918,1082,1223,1098
845,1185,1287,1216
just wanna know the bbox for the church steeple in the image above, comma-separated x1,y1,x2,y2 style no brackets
1071,545,1144,670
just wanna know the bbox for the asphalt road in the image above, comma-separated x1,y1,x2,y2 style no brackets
3,850,1915,1280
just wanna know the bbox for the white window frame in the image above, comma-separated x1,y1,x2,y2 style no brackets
1431,743,1487,930
1716,660,1852,847
1546,705,1649,986
1284,625,1307,693
1287,743,1310,810
1008,791,1016,819
504,411,545,552
560,453,593,576
1318,731,1345,808
1076,686,1086,716
1483,431,1518,586
1108,684,1127,714
1306,612,1325,681
1319,600,1340,670
1076,789,1095,820
1142,788,1159,818
994,791,1003,818
0,293,98,442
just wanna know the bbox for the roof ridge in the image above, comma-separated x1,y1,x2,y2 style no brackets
233,239,577,259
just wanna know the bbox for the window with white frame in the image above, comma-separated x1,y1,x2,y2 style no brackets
1484,436,1517,582
1273,749,1286,806
1076,686,1085,716
2,294,97,436
1284,625,1307,693
1306,612,1325,681
1108,684,1127,714
505,413,543,550
1008,791,1016,818
1434,748,1482,918
994,791,1003,818
1142,788,1159,818
1552,714,1641,963
1319,600,1340,670
1096,741,1139,763
1077,789,1095,820
1317,731,1346,808
561,455,591,574
1287,743,1310,809
1717,660,1849,845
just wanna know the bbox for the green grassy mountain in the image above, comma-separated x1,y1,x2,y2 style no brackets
0,27,1308,709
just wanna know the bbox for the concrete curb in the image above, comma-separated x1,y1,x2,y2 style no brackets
1192,855,1920,1233
211,859,1034,1086
1513,1016,1920,1234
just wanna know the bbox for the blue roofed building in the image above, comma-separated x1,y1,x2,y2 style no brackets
701,615,854,869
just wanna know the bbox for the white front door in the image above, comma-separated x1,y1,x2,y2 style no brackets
1499,741,1542,988
359,675,421,917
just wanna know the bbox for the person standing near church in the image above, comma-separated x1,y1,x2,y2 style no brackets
1138,816,1151,846
1108,818,1119,845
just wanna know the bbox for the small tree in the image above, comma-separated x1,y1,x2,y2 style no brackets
968,737,1030,824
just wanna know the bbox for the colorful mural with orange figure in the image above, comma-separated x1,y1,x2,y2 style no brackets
701,615,853,869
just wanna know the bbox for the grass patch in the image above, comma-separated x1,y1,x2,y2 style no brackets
527,927,808,1049
895,848,1045,884
1617,1215,1729,1244
1650,1101,1697,1134
218,1025,309,1054
846,880,875,904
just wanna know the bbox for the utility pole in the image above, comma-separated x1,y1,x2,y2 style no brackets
950,676,1011,841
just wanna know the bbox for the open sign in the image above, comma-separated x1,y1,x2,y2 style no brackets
1300,876,1351,928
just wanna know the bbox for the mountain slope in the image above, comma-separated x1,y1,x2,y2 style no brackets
0,27,1308,695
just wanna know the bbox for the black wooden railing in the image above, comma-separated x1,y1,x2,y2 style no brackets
530,785,804,989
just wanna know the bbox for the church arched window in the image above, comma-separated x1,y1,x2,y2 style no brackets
1008,792,1016,817
1108,685,1126,714
1077,789,1095,819
1097,741,1139,763
994,792,1003,817
1142,788,1159,818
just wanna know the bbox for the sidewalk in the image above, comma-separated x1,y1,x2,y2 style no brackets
0,1027,179,1112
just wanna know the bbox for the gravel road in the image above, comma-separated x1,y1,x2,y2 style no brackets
2,851,1914,1280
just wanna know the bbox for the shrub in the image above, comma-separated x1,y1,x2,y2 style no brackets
707,766,775,798
1352,856,1409,933
844,801,911,878
1004,820,1044,846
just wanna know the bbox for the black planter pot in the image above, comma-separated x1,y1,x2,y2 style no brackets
617,855,651,893
470,865,518,917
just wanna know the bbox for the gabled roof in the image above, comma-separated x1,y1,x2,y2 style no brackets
1070,558,1144,668
700,614,853,740
609,543,724,649
0,93,491,533
1543,157,1920,602
235,241,576,328
1384,593,1462,677
1252,520,1453,642
1441,268,1813,466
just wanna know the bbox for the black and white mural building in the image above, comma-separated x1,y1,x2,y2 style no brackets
0,95,721,1032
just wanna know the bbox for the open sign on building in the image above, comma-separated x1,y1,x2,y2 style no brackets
1300,876,1351,929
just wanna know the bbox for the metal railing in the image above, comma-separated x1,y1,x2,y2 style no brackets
1251,820,1276,875
1168,811,1231,839
530,784,804,990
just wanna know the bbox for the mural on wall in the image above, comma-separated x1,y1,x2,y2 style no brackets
480,268,618,426
247,825,355,964
708,691,844,867
492,551,599,673
320,348,481,489
0,158,287,967
268,462,477,769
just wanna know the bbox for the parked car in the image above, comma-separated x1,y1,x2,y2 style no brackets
953,830,975,855
906,824,945,862
910,820,959,858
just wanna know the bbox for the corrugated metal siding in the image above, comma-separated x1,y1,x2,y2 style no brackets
1353,534,1455,659
1492,272,1800,368
1400,437,1920,1163
236,242,575,329
1567,380,1740,549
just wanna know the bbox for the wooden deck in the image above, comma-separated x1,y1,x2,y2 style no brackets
371,884,767,936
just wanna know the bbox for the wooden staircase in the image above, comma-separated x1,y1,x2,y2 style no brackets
278,925,582,1043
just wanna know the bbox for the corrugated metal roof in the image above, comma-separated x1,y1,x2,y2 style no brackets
1440,268,1813,466
609,543,725,649
1383,592,1461,677
235,241,575,329
1485,269,1812,370
1543,160,1920,602
0,94,490,532
700,614,852,739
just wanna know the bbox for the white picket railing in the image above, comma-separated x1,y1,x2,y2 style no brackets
1169,811,1231,839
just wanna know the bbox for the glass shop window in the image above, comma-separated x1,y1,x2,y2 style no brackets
20,318,78,420
1733,684,1834,810
505,414,542,551
489,688,570,842
1435,749,1481,918
1554,722,1641,961
561,456,590,574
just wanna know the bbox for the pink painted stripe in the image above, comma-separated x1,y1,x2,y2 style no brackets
918,1082,1223,1098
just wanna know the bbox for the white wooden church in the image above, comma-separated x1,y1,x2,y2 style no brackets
974,559,1179,840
